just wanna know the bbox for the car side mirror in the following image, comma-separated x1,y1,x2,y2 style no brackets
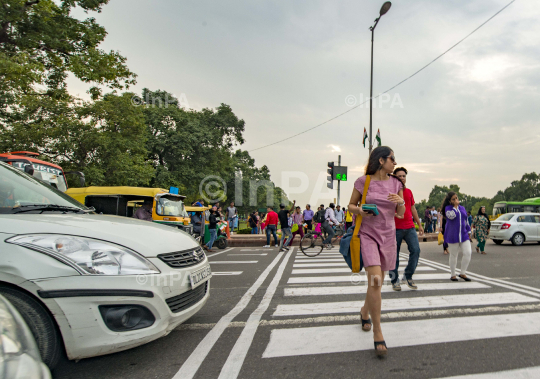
24,164,34,176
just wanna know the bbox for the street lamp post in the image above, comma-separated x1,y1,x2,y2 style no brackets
368,1,392,155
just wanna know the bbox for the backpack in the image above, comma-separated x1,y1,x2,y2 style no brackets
314,209,326,223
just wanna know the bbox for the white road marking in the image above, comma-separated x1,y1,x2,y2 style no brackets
240,249,264,251
293,263,348,267
210,261,258,264
262,311,540,358
435,366,540,378
288,273,451,284
293,259,345,263
212,272,243,276
414,255,540,299
273,292,538,316
217,248,295,379
229,254,268,256
284,282,491,296
173,250,287,379
176,303,540,330
291,266,436,275
206,248,234,258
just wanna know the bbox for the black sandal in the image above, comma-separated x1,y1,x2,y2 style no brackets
361,317,372,332
374,341,388,356
459,275,472,282
450,276,458,282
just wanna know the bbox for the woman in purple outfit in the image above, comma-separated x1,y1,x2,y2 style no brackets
348,146,405,356
441,192,472,282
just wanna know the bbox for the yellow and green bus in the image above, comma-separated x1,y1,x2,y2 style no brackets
492,197,540,219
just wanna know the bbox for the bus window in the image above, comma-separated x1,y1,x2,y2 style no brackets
508,205,523,213
524,205,536,213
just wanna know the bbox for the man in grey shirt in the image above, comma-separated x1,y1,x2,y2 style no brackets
227,202,237,232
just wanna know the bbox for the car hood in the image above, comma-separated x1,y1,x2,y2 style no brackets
0,214,198,257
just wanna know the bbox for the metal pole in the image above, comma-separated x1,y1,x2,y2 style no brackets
337,155,341,206
369,18,379,155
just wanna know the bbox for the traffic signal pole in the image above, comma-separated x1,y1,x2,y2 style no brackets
337,155,341,206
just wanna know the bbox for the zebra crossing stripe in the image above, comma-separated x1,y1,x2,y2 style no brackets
288,273,450,284
212,272,243,276
435,366,540,378
291,266,436,274
293,263,349,268
293,259,346,263
262,312,540,358
209,261,258,264
284,282,490,296
272,292,538,316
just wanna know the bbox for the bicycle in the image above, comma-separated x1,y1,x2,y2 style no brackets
300,223,344,257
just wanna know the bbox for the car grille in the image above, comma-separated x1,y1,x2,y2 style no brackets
157,247,206,269
166,282,208,313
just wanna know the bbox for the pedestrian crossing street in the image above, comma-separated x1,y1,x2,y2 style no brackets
260,247,540,371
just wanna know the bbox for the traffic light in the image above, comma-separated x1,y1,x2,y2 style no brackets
327,162,334,189
334,166,348,181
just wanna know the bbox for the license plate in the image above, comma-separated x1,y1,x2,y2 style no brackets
190,265,212,289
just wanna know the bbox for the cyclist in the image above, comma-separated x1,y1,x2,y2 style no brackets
322,203,340,249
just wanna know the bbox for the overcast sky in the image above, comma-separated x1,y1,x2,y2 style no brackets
69,0,540,207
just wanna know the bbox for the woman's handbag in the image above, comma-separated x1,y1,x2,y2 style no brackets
339,175,371,273
438,232,444,245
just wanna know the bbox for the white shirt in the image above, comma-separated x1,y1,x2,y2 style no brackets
325,208,339,225
334,209,344,222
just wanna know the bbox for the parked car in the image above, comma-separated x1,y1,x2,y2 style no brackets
0,162,211,369
489,212,540,246
0,294,51,379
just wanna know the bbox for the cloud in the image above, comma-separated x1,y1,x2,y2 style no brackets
328,145,341,153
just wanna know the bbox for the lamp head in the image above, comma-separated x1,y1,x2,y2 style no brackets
380,1,392,16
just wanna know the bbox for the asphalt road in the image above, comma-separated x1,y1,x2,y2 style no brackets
53,239,540,379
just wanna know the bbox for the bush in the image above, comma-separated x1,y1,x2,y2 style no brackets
237,227,254,234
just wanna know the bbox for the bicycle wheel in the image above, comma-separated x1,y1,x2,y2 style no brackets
300,233,324,257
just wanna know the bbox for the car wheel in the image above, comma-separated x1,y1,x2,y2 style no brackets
511,233,525,246
0,286,63,369
217,238,228,249
493,239,504,245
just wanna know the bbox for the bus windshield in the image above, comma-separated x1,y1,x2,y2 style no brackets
10,161,68,192
156,195,187,217
493,204,506,216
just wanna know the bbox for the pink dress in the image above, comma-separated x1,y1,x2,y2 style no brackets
354,175,403,271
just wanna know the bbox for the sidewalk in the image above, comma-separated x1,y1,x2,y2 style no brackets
227,232,439,247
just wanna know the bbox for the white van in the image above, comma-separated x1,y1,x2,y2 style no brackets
0,162,211,368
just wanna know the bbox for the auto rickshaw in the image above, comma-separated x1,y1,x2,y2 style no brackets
65,186,194,234
185,205,229,249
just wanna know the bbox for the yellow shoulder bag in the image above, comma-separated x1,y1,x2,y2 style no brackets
350,175,371,273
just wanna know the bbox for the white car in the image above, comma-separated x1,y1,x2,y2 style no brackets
0,162,211,369
489,212,540,246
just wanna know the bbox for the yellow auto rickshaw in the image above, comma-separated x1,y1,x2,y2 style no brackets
65,186,194,234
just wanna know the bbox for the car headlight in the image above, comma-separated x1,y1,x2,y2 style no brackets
7,235,160,275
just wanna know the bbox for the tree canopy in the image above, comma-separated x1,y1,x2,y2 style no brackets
416,172,540,217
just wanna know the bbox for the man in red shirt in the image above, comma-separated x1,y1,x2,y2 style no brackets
390,167,424,291
263,206,279,247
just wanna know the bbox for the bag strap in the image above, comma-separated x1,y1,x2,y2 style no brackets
350,175,371,272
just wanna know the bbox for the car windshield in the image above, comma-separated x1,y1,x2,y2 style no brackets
0,162,86,214
497,214,514,221
156,195,187,217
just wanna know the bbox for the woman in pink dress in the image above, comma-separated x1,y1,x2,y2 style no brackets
348,146,405,356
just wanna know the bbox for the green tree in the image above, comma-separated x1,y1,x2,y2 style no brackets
0,0,136,112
